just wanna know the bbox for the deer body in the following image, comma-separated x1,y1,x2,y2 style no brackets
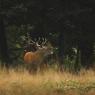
24,46,53,73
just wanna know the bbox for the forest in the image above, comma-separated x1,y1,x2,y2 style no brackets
0,0,95,95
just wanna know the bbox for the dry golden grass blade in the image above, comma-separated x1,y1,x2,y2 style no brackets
0,67,95,95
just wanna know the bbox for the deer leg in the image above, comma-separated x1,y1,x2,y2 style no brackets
27,63,37,74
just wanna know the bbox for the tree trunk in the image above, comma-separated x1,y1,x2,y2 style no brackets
58,31,64,71
79,41,93,69
0,14,10,67
74,47,81,73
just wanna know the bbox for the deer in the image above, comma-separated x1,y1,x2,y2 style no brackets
23,38,53,73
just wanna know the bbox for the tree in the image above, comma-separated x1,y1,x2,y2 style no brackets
0,14,10,66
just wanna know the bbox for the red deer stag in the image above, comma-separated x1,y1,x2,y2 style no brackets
24,38,53,73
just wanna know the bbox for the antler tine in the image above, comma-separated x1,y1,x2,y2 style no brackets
33,38,40,47
38,37,41,41
29,38,38,46
41,37,44,45
30,39,36,44
44,38,47,44
41,37,47,45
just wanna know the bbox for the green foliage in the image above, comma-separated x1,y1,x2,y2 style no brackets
6,25,25,63
63,56,81,73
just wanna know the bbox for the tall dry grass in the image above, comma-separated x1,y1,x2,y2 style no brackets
0,66,95,95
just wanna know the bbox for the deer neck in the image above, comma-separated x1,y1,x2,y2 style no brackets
35,49,46,57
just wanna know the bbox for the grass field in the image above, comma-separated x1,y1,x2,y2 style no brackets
0,67,95,95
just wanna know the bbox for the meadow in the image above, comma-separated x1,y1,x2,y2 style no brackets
0,66,95,95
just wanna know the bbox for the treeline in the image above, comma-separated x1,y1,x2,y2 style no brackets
0,0,95,71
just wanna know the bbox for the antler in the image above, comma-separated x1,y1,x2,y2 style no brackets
32,37,47,48
25,33,48,50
